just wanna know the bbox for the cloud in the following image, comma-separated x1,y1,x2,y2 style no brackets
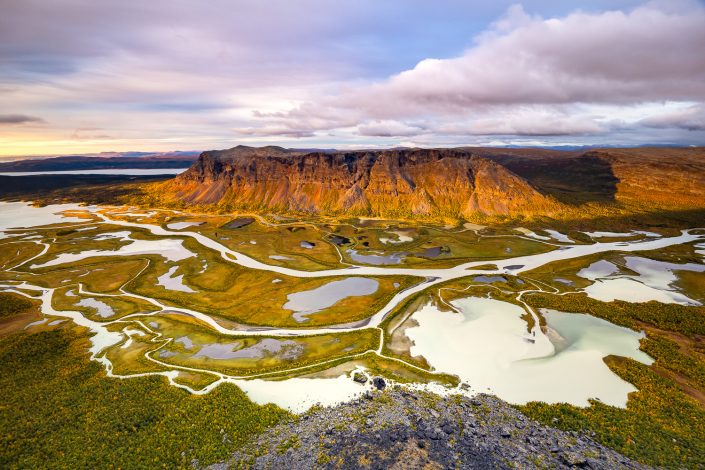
356,120,425,137
70,128,114,140
1,1,704,153
246,1,705,139
640,104,705,131
0,114,44,124
357,2,705,112
233,126,316,138
435,109,605,136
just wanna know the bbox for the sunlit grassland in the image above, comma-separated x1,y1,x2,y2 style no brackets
51,286,158,321
128,312,380,376
632,241,704,264
209,224,344,271
3,202,705,468
103,326,170,376
520,292,705,467
172,369,221,390
336,224,559,268
168,215,347,270
0,240,43,270
0,292,41,338
0,328,291,468
127,241,421,327
160,211,557,270
0,292,33,318
675,270,705,303
9,257,147,293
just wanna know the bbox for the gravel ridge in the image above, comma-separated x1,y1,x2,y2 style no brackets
208,386,652,469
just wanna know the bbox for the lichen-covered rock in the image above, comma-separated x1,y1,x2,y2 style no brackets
209,390,651,470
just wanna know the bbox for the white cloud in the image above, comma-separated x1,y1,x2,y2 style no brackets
2,1,704,152
640,104,705,131
356,120,425,137
245,1,705,141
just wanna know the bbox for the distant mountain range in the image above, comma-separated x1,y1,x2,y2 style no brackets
148,145,705,219
0,151,200,172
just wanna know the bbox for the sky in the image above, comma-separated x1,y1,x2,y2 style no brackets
1,0,704,156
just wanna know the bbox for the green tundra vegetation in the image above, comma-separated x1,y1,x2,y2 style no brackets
519,357,705,469
0,328,291,469
121,312,381,377
2,201,705,469
51,286,159,322
521,291,705,468
0,292,33,318
126,249,420,328
526,292,705,336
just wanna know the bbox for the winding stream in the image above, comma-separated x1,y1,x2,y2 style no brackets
2,202,704,411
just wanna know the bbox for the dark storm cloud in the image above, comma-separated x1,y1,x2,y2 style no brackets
0,114,44,124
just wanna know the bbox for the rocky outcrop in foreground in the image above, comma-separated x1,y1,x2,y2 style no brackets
208,388,649,469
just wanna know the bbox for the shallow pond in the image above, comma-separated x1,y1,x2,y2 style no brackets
284,277,380,322
232,372,371,413
347,249,405,265
222,217,255,229
32,233,194,268
379,230,414,244
328,235,351,246
157,266,195,293
580,256,704,305
418,246,449,258
545,230,573,243
577,260,619,280
0,169,184,176
0,201,87,234
405,297,652,407
269,255,294,261
166,221,203,230
473,275,505,283
193,338,304,360
77,297,115,318
175,336,194,349
515,228,551,241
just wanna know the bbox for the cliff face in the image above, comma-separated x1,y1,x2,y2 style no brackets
162,146,561,218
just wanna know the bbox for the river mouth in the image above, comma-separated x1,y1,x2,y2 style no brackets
1,201,703,412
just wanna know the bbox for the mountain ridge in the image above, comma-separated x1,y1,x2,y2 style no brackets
161,146,561,219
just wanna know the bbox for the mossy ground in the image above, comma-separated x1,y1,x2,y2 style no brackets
0,328,291,469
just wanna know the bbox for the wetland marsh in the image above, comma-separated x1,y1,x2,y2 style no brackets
2,201,704,415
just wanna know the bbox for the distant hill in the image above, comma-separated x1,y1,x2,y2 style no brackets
471,146,705,209
0,151,199,172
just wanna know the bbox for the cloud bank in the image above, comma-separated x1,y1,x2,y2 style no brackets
1,1,704,154
244,1,705,143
